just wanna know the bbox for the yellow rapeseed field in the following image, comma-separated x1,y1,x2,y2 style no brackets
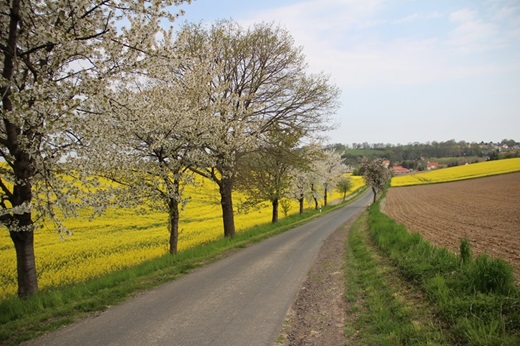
0,175,364,299
391,158,520,187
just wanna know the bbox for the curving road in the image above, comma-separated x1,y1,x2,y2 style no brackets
26,191,371,346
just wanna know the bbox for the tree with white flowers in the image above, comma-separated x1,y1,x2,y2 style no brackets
286,144,323,214
174,20,339,238
318,150,348,207
361,158,390,204
0,0,190,297
86,71,215,255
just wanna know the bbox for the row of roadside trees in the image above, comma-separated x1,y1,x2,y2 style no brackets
1,1,342,298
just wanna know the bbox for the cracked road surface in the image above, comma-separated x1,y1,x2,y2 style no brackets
26,191,371,346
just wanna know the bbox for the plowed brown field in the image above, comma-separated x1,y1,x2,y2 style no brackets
383,172,520,285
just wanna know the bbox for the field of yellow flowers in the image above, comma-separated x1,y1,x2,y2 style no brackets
390,158,520,187
0,175,364,299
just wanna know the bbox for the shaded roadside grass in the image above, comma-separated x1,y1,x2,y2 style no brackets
354,198,520,345
0,188,367,346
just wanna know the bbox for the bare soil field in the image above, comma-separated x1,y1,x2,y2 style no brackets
383,172,520,285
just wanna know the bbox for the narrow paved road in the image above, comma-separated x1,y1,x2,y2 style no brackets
27,191,372,346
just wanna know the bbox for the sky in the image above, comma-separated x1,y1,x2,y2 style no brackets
173,0,520,146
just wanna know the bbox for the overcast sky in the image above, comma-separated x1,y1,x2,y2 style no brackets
175,0,520,146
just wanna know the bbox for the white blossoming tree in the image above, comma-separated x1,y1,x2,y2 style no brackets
85,75,215,255
0,0,190,297
318,150,348,207
174,20,339,237
286,144,325,213
361,158,390,204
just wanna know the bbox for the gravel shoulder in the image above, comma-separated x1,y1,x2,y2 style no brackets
277,213,361,345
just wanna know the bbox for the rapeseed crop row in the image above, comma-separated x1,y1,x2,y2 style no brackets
0,176,364,299
391,158,520,187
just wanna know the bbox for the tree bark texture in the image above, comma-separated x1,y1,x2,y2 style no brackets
168,198,180,255
219,177,236,238
324,187,328,207
298,197,304,215
2,0,39,298
271,199,279,223
10,229,38,297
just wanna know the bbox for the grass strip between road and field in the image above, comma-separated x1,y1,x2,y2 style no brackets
345,197,520,345
344,211,453,345
0,188,367,346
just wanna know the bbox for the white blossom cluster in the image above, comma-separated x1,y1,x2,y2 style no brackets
1,0,191,233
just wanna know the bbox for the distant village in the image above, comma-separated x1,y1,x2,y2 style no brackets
330,139,520,175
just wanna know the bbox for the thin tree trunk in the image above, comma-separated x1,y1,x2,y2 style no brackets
298,196,304,214
372,186,377,204
271,199,279,223
314,197,319,210
168,198,179,255
220,177,236,238
323,186,328,207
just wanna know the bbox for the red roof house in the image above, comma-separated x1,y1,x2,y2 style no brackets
427,161,439,170
392,165,410,174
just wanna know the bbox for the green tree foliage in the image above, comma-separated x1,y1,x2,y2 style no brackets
335,176,352,201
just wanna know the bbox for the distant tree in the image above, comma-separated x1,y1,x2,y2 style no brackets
287,165,313,215
176,20,339,236
335,176,352,201
236,128,306,223
361,158,390,204
317,150,348,206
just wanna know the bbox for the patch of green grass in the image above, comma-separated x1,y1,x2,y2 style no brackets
366,198,520,345
344,212,451,345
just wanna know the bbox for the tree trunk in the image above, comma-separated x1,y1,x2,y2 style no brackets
10,224,38,298
372,186,377,204
314,197,319,210
323,187,328,207
219,177,236,238
3,0,38,298
9,172,38,298
168,198,179,255
271,199,279,223
298,196,304,214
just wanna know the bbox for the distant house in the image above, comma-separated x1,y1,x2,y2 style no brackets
427,161,439,170
382,160,390,168
392,165,410,174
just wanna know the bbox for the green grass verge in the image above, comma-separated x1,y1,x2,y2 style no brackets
364,198,520,345
0,188,367,345
344,212,453,345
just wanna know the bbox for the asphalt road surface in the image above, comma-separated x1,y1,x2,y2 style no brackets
26,191,372,346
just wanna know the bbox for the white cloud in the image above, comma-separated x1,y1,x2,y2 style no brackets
448,8,501,53
235,1,519,90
